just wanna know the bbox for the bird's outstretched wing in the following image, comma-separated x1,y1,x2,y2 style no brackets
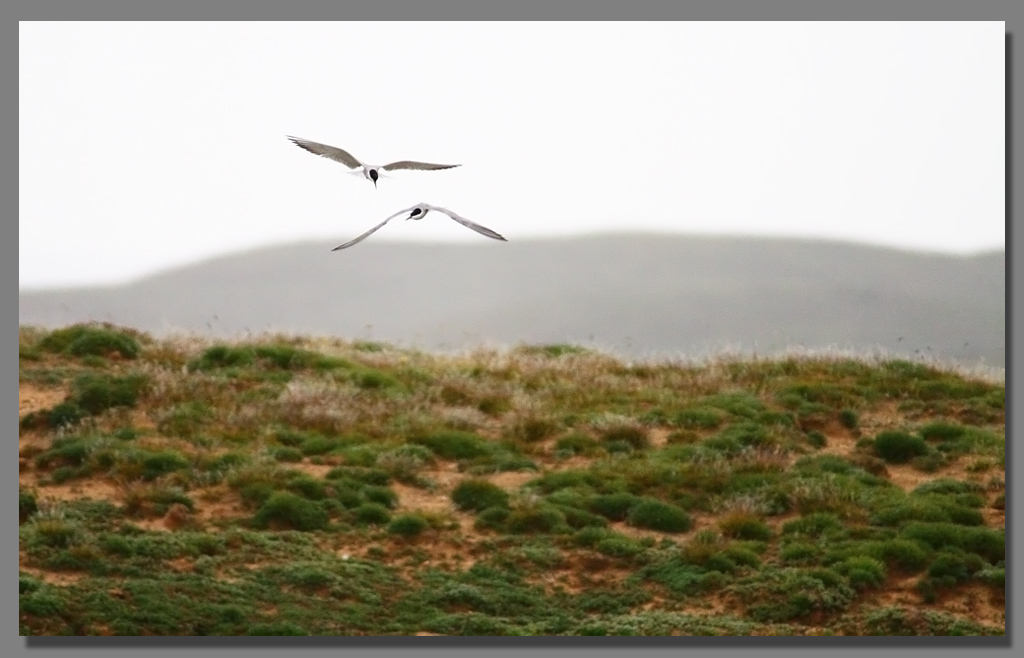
287,136,362,169
382,161,461,171
434,206,508,242
331,206,417,251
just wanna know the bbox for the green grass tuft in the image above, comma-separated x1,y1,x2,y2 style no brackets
627,499,692,533
388,513,431,537
252,492,330,531
873,431,929,464
451,479,511,512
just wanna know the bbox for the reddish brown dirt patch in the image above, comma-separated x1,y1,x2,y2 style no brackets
19,431,49,456
391,535,479,573
884,465,941,492
939,583,1006,629
817,430,860,459
874,579,1005,630
875,574,925,608
884,458,980,493
19,384,67,417
130,517,173,533
609,521,668,542
193,485,250,525
418,462,464,490
856,402,906,435
19,551,85,586
553,455,596,471
649,428,671,448
18,384,68,454
486,470,536,491
167,557,194,572
982,506,1005,529
127,409,158,432
536,554,636,595
391,482,454,515
287,462,334,479
25,478,122,505
668,591,735,617
20,567,85,587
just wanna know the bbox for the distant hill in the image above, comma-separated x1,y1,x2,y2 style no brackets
18,234,1005,367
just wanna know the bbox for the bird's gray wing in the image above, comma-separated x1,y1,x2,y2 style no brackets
331,206,416,251
435,207,508,242
382,160,461,171
287,136,362,169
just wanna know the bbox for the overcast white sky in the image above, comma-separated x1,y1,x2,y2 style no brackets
19,21,1004,290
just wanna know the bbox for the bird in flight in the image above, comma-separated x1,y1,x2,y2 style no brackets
286,136,460,188
331,203,508,251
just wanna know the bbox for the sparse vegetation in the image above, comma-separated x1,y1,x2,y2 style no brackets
18,325,1005,636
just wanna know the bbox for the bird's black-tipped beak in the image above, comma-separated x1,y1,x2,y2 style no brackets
372,179,377,189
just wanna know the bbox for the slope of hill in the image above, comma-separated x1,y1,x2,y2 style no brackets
18,324,1005,636
19,234,1005,367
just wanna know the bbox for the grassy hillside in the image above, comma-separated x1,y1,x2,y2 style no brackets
18,235,1006,366
18,323,1006,637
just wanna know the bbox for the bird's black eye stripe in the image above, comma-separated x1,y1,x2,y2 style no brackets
369,169,378,180
411,208,422,216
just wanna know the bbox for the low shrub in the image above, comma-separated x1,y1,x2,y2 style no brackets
836,556,886,591
779,541,820,565
140,451,190,481
900,522,1004,564
413,430,493,460
554,433,600,456
866,539,931,573
388,513,430,537
782,513,846,539
587,493,643,522
270,446,304,463
285,474,328,501
873,431,928,464
39,324,141,359
451,479,510,512
361,485,399,509
600,425,649,450
252,492,329,531
46,402,86,430
353,502,391,526
838,409,859,430
19,490,38,523
71,372,149,415
474,506,512,531
673,406,729,430
728,567,856,623
595,536,645,558
504,505,567,535
555,505,609,530
627,499,692,533
718,511,772,541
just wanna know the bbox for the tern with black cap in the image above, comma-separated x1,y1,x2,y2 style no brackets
331,203,508,251
286,136,460,188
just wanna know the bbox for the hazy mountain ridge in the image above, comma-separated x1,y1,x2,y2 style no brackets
19,234,1005,366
